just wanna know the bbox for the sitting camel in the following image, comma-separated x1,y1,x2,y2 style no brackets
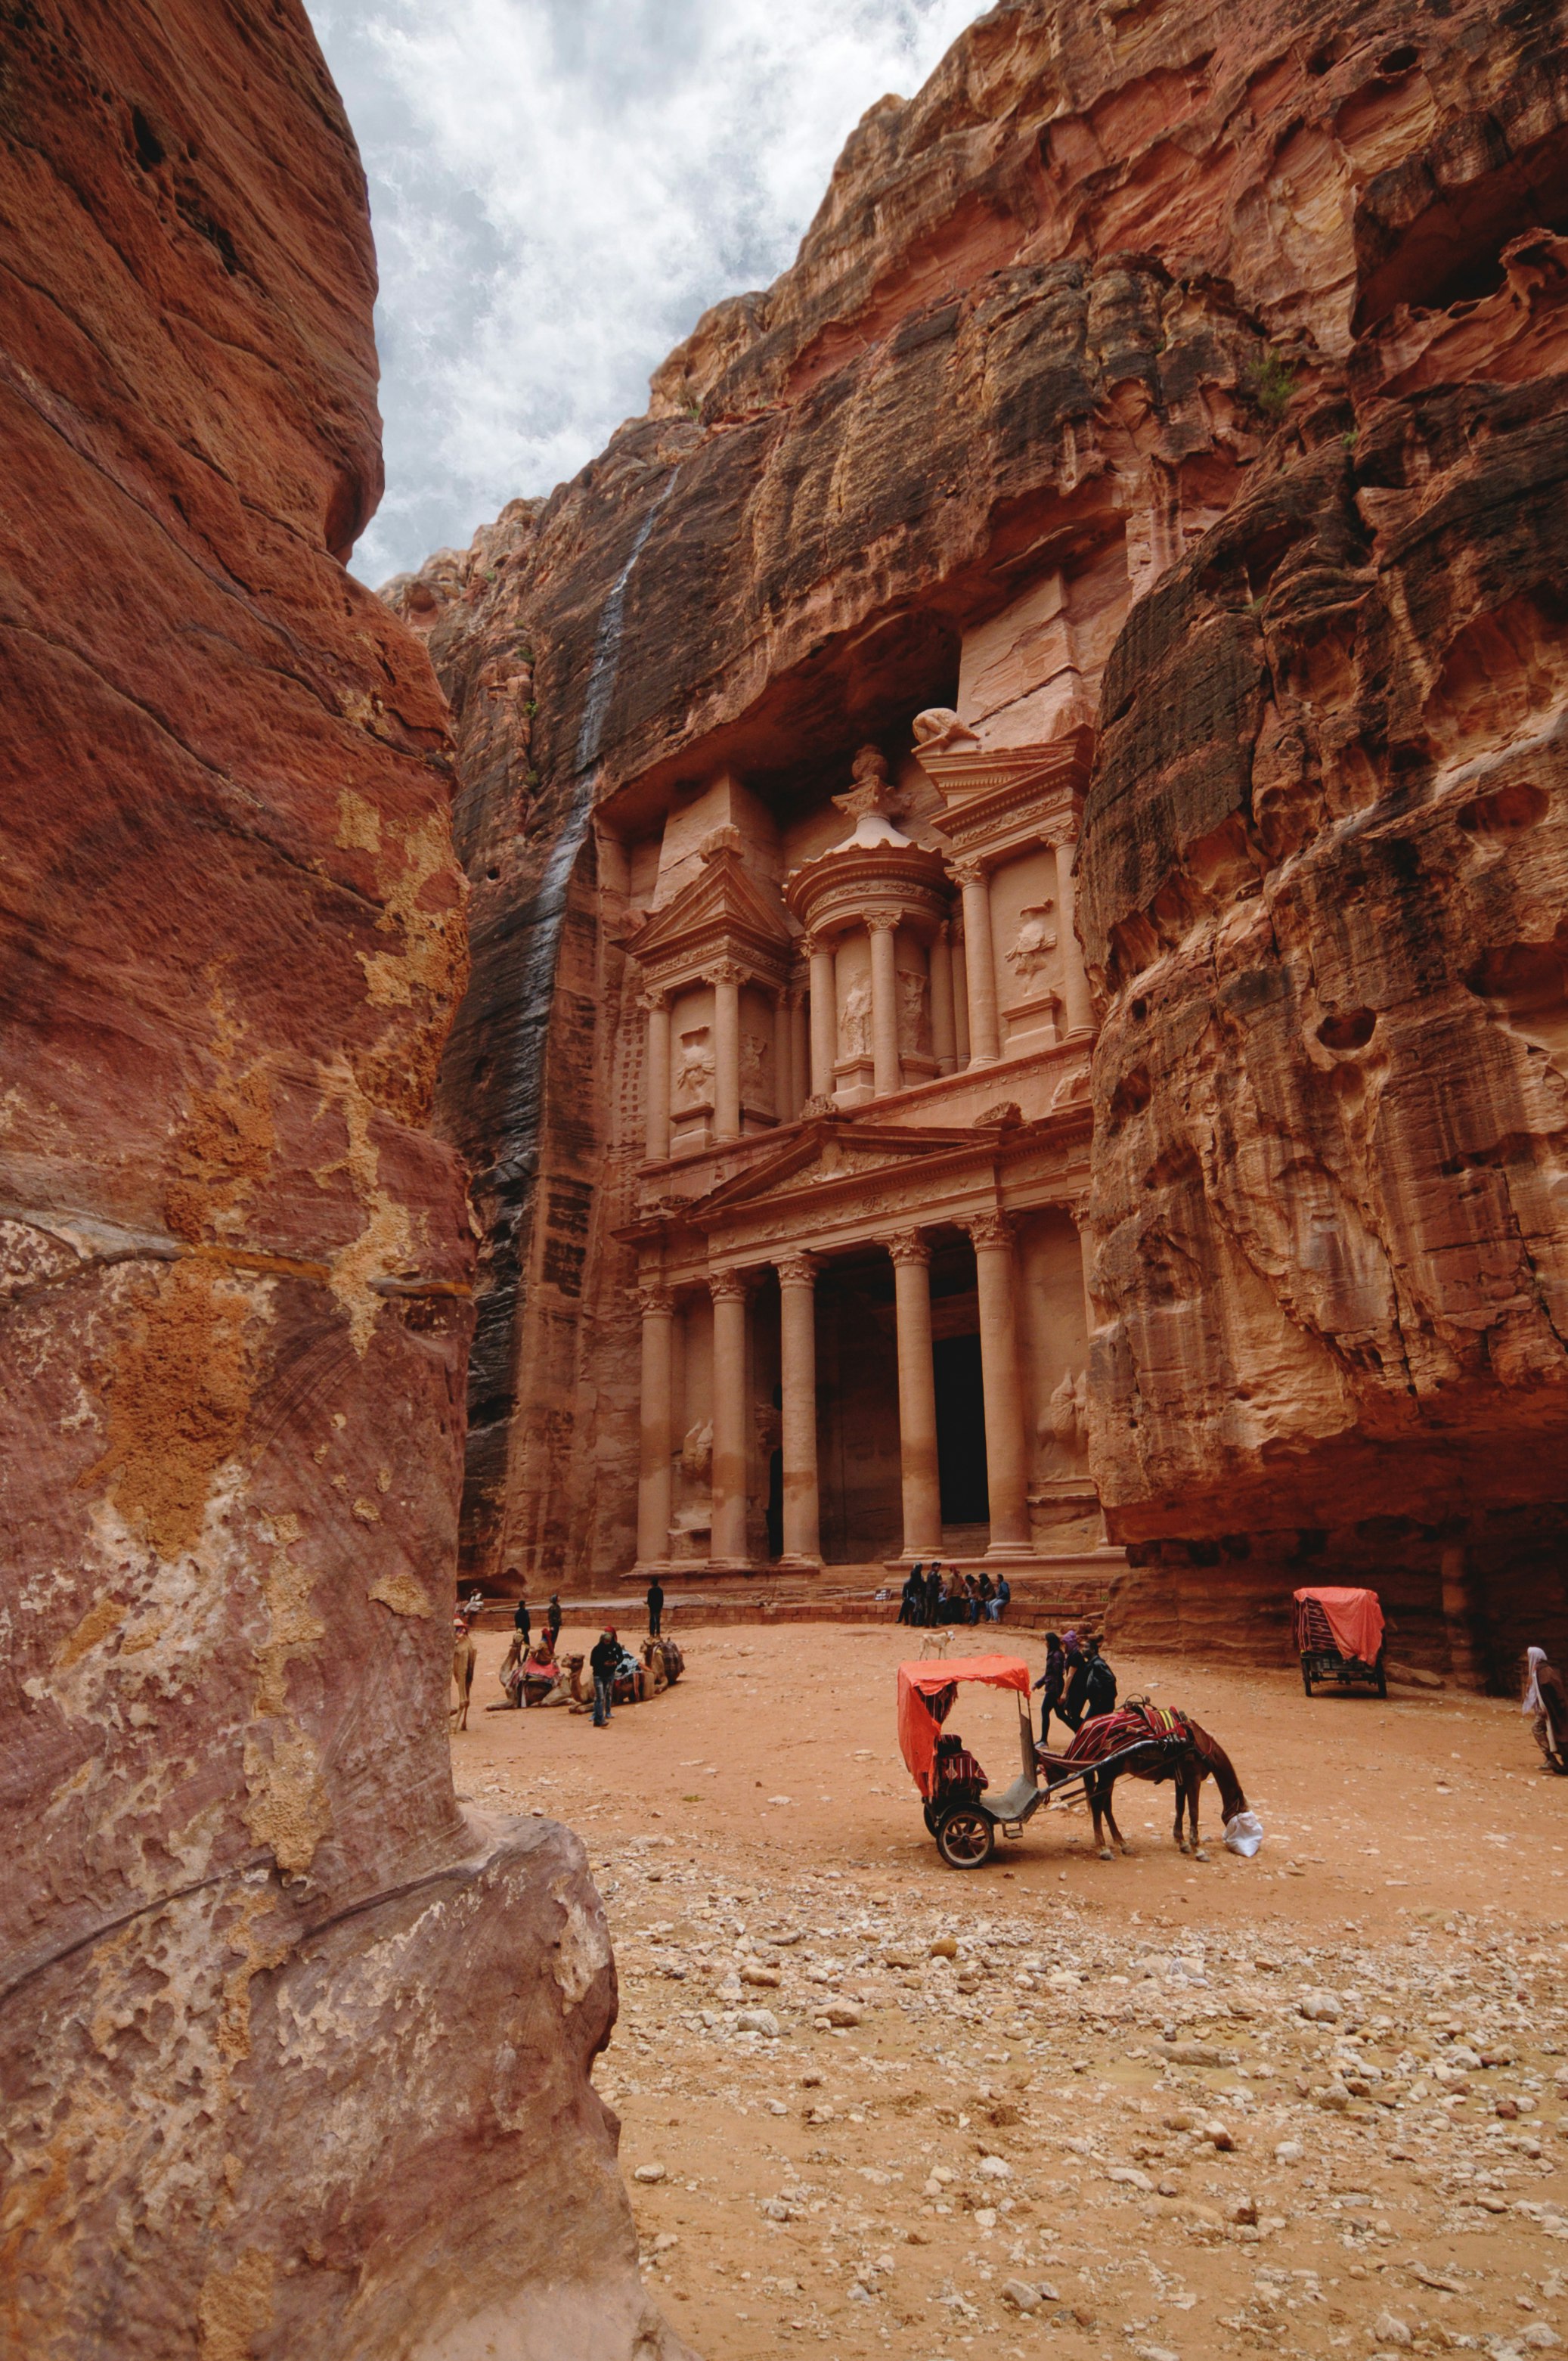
450,1618,477,1731
1039,1702,1248,1862
640,1634,685,1691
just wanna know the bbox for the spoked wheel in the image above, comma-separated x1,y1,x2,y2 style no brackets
936,1805,995,1869
923,1802,941,1836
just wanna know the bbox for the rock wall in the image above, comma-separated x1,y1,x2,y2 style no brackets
387,0,1568,1661
0,5,689,2354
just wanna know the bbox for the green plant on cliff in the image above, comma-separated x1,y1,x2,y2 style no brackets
1247,349,1297,420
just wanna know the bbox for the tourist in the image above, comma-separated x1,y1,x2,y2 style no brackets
1060,1630,1089,1730
1524,1646,1568,1773
547,1593,562,1649
513,1588,531,1646
590,1626,620,1727
987,1573,1010,1623
1034,1630,1066,1744
1083,1638,1117,1722
965,1572,983,1625
977,1569,996,1621
925,1566,944,1625
646,1575,665,1638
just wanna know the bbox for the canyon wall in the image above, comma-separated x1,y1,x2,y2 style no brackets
392,0,1568,1658
0,5,689,2354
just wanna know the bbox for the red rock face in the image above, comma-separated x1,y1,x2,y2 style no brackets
0,6,688,2353
391,0,1568,1640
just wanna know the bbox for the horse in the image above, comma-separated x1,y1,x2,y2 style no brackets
1040,1702,1247,1863
450,1617,478,1730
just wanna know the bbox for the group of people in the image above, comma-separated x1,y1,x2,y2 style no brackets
1033,1627,1117,1745
897,1564,1012,1625
498,1584,566,1707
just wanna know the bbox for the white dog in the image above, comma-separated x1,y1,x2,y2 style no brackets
917,1628,953,1661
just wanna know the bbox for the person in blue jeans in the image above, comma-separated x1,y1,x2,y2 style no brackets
590,1627,620,1727
986,1575,1010,1621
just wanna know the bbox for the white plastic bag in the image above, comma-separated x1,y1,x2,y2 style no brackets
1224,1809,1264,1858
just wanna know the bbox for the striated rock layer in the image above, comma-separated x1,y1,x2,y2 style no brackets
389,0,1568,1677
0,5,689,2355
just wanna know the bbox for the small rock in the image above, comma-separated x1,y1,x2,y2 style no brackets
1001,2279,1040,2312
821,2000,863,2027
740,1964,781,1988
1275,2140,1304,2165
1164,2041,1229,2068
977,2153,1012,2180
1317,2083,1350,2113
1299,1990,1343,2023
1498,2097,1521,2120
930,1934,959,1959
653,2232,678,2251
1108,2167,1154,2191
848,2281,874,2304
634,2163,667,2184
1521,2325,1560,2350
736,2007,779,2037
1372,2313,1412,2349
1202,2120,1235,2151
1226,2195,1259,2226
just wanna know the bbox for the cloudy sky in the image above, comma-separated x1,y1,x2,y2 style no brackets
304,0,980,585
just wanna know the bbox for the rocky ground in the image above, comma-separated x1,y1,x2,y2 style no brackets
454,1621,1568,2361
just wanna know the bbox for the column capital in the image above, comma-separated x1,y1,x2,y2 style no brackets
708,1264,751,1303
638,985,669,1013
635,1277,672,1316
776,1251,818,1289
865,909,900,934
1066,1196,1094,1232
949,856,988,890
888,1230,930,1268
704,957,746,988
968,1210,1015,1253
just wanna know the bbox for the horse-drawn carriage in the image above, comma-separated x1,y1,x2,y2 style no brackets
1294,1586,1387,1698
897,1657,1222,1868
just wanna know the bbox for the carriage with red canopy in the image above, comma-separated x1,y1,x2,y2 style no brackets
897,1655,1176,1869
1294,1586,1387,1698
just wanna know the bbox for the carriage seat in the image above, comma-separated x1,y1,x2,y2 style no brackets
933,1734,987,1795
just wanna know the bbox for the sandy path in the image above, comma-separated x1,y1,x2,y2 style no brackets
453,1619,1568,2361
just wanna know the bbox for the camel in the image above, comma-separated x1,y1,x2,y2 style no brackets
1040,1704,1247,1863
450,1618,477,1731
641,1634,684,1689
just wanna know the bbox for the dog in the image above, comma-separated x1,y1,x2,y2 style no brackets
917,1628,953,1661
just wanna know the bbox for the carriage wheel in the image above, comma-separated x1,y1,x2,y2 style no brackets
923,1803,941,1836
936,1806,995,1870
1374,1653,1387,1700
1300,1659,1313,1697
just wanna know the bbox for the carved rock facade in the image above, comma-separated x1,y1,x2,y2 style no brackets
0,5,689,2354
389,0,1568,1676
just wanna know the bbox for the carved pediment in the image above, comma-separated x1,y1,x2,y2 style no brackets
625,845,792,989
916,730,1091,864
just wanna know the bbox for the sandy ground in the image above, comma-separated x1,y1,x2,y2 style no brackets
452,1620,1568,2361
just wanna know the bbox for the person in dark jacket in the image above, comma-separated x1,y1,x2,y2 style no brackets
590,1627,620,1727
1034,1631,1066,1745
513,1590,531,1645
900,1566,922,1626
547,1593,562,1649
646,1578,665,1638
1083,1641,1117,1722
1060,1630,1089,1731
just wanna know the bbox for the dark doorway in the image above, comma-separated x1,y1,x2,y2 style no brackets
766,1446,783,1559
934,1333,988,1524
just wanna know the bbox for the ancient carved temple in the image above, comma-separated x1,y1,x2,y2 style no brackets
602,576,1115,1596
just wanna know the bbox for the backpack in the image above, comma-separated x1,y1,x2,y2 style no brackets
1085,1655,1117,1717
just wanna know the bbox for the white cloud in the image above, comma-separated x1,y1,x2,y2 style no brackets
304,0,980,583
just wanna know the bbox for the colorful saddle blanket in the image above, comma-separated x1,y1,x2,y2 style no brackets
934,1746,988,1792
1061,1702,1188,1768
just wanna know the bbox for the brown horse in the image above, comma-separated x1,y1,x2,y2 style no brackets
1042,1706,1249,1862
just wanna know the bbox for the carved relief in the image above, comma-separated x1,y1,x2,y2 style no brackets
897,969,931,1056
840,976,873,1059
740,1030,770,1100
680,1420,713,1481
1045,1367,1089,1460
1004,901,1058,982
912,706,981,754
674,1025,714,1109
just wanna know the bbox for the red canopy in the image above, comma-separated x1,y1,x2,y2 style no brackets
1294,1587,1384,1665
897,1656,1030,1798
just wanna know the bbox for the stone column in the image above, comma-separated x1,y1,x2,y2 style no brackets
773,988,793,1123
1053,828,1094,1038
867,913,902,1097
711,960,742,1143
890,1231,943,1559
953,860,999,1063
950,919,971,1067
642,990,671,1164
708,1267,750,1565
635,1279,674,1566
969,1212,1030,1556
928,922,957,1075
789,987,810,1119
776,1252,821,1566
807,935,836,1102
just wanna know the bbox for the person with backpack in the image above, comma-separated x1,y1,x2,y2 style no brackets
1059,1630,1089,1730
1082,1639,1117,1723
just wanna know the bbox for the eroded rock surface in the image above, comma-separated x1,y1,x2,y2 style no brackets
0,5,688,2353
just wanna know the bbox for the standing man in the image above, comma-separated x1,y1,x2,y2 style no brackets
590,1626,620,1727
646,1575,665,1639
513,1588,531,1646
547,1593,562,1652
1060,1630,1089,1732
1034,1630,1066,1745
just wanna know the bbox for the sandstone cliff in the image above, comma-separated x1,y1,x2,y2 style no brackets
0,5,689,2354
391,0,1568,1659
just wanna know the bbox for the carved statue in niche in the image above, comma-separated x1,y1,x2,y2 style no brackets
912,707,981,754
898,968,931,1056
1043,1368,1089,1460
680,1420,713,1481
673,1025,714,1109
739,1030,770,1100
1005,901,1058,984
840,976,873,1059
